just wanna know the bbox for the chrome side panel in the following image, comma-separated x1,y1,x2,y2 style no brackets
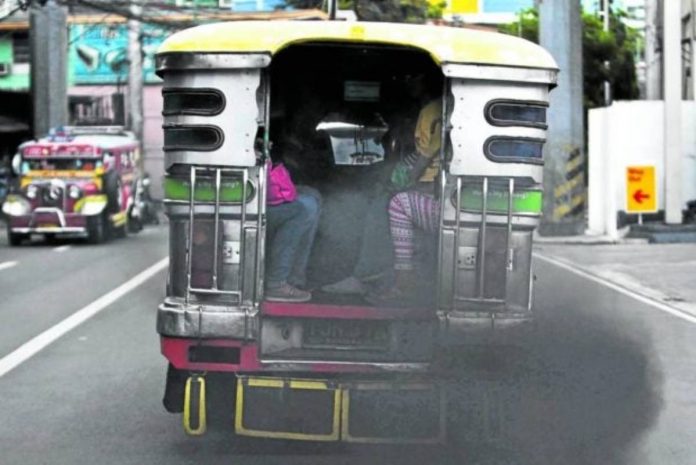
162,69,262,169
157,298,258,339
449,79,550,182
156,52,271,73
442,63,558,86
439,74,554,326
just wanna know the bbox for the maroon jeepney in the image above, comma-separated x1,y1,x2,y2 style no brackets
2,126,142,245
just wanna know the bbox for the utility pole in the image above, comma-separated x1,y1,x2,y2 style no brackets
538,0,585,235
663,0,682,224
645,0,662,99
128,1,144,168
30,0,68,138
602,0,612,105
328,0,337,19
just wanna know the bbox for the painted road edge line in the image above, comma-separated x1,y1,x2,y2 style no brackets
53,245,71,253
534,252,696,325
0,261,18,272
0,257,169,378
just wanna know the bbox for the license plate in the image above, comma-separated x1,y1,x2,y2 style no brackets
303,320,390,350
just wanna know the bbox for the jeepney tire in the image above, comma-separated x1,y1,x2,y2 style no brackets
7,229,27,247
162,363,186,414
87,214,106,244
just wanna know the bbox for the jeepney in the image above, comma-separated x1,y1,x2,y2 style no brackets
156,20,557,442
2,126,142,244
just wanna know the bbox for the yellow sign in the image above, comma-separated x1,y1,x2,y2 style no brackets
449,0,479,14
626,165,657,213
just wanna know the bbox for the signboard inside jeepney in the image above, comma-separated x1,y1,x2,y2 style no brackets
626,165,657,213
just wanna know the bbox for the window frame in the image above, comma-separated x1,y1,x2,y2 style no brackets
163,124,225,152
484,99,549,130
162,87,226,117
483,136,546,165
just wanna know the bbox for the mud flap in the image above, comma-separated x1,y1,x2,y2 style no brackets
341,382,446,444
234,376,445,443
234,377,340,441
183,375,207,436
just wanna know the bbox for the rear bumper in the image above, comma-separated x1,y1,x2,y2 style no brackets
159,300,532,374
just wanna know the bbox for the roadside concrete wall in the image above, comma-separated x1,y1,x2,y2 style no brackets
588,101,696,237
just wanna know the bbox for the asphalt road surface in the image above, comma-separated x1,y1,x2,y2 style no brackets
0,225,694,465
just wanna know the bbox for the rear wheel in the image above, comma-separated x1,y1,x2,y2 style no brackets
87,214,106,244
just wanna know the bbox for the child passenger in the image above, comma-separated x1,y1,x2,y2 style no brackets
264,154,322,303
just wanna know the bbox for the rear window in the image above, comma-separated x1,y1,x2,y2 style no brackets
163,125,224,152
484,137,545,164
485,100,548,129
162,88,226,117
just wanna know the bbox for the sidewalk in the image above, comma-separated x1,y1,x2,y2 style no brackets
535,239,696,318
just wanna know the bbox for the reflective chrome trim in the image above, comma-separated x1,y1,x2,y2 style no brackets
157,299,259,339
438,310,533,342
32,207,67,227
258,360,431,372
11,227,86,234
156,52,272,74
442,63,558,85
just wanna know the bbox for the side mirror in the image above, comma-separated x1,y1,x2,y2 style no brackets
11,153,21,176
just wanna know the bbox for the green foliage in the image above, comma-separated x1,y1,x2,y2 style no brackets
282,0,443,22
500,7,640,108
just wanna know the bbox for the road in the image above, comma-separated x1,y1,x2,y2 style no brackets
0,225,694,465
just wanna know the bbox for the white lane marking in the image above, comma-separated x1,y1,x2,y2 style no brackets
534,252,696,325
53,245,71,253
0,261,18,272
0,257,169,378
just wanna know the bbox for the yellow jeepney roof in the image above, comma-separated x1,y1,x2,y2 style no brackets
158,21,557,70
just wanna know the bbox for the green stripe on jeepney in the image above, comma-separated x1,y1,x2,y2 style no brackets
458,185,543,215
164,176,255,203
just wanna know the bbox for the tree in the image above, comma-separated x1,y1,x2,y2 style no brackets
500,7,640,108
282,0,445,23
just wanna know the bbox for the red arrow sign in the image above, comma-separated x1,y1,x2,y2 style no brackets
633,189,651,204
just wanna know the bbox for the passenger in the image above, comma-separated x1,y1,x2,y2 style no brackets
322,72,442,298
264,154,322,303
370,74,443,304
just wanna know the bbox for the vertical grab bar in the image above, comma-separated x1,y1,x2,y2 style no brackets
478,177,489,298
185,166,197,305
239,168,248,300
452,176,462,304
254,162,266,303
211,168,221,291
506,178,515,273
